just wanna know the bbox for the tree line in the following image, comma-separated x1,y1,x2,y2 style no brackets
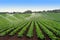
0,9,60,14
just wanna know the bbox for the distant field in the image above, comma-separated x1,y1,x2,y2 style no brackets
0,13,60,40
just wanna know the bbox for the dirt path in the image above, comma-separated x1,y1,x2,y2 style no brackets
32,26,38,40
20,23,31,40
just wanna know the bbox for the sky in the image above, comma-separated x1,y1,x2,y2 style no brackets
0,0,60,12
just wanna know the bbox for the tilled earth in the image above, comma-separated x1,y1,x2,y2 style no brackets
0,29,50,40
0,25,50,40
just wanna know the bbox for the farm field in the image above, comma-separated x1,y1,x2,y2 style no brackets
0,13,60,40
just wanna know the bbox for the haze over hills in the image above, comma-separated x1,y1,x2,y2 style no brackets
0,8,60,12
0,9,60,14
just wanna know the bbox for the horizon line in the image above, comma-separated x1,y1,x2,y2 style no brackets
0,8,60,12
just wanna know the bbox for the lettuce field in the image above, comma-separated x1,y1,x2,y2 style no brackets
0,13,60,40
